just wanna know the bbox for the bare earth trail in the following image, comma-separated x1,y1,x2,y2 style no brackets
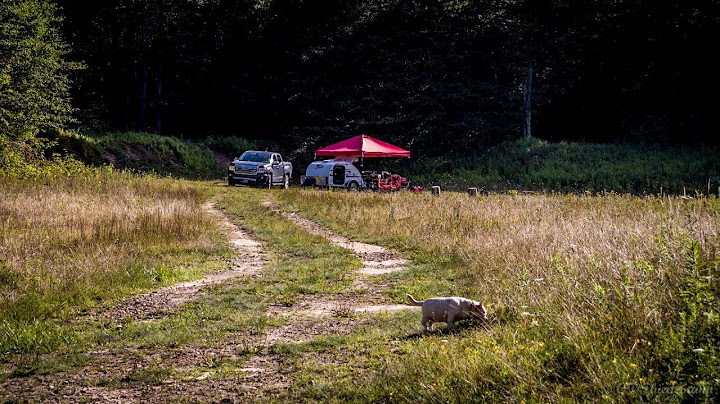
0,198,416,402
94,201,266,323
259,204,417,346
0,200,272,402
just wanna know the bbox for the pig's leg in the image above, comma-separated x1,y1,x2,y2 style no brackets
446,313,455,329
421,313,433,331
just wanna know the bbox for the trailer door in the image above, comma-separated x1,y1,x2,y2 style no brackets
332,165,345,185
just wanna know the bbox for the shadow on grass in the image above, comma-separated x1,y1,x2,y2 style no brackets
402,320,491,340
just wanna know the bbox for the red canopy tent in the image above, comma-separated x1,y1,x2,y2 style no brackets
315,135,410,159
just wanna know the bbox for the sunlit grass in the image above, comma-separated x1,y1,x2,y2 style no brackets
2,170,717,402
216,188,361,302
0,171,227,354
273,188,720,402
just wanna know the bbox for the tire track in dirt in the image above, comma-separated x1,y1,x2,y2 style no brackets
1,200,419,402
281,211,408,276
229,202,420,395
257,203,418,346
1,200,277,403
93,201,265,323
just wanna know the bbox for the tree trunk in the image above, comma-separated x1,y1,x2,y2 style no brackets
156,0,165,133
523,61,533,138
139,0,148,132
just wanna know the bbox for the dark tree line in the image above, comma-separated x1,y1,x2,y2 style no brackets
46,0,720,156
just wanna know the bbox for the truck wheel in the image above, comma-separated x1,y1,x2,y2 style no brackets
347,181,359,192
266,174,273,189
283,174,290,189
228,176,236,186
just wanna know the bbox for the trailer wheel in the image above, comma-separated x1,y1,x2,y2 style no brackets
347,181,359,192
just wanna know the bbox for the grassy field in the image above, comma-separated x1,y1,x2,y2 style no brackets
0,171,228,355
272,189,720,402
1,169,719,402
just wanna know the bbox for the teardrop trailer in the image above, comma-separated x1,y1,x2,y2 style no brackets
301,158,365,190
300,135,412,191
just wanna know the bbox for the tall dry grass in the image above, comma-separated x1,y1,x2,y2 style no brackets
276,189,720,400
281,191,717,301
0,172,221,353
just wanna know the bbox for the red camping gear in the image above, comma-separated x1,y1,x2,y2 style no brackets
377,172,410,191
314,135,412,191
315,135,410,159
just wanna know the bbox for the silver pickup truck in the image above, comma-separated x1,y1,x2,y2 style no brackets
227,151,292,189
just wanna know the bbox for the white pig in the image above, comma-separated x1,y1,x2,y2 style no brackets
407,294,487,331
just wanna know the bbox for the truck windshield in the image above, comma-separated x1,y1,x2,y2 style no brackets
239,152,271,163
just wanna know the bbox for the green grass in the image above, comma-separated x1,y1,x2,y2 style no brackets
2,155,718,402
271,188,720,403
105,284,274,349
216,189,361,301
408,138,720,194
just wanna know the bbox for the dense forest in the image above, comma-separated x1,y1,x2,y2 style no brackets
3,0,720,159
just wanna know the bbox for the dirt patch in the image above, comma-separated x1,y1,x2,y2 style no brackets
359,258,407,275
354,304,419,314
212,150,233,171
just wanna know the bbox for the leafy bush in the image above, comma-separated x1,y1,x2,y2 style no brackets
649,242,720,401
0,133,95,180
203,136,258,159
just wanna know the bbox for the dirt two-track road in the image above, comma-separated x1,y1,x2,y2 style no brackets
1,199,417,402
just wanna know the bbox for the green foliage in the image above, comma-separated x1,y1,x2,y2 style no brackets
0,0,80,141
0,132,96,180
650,242,720,401
56,131,257,179
0,0,85,182
409,138,720,194
203,136,258,160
